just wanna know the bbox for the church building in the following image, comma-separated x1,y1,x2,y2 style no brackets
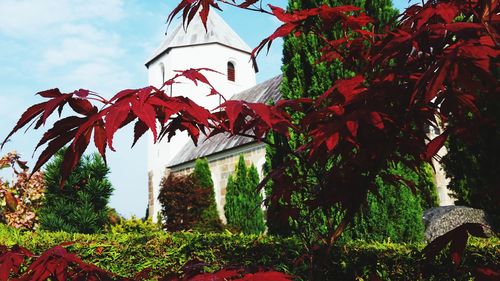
145,11,280,222
144,10,455,223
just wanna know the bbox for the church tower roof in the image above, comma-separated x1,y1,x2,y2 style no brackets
146,11,252,66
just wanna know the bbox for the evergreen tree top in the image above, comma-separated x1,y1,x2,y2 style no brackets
194,158,214,189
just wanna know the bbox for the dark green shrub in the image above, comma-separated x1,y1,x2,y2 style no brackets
193,158,223,232
225,155,265,234
442,95,500,230
418,163,440,209
39,149,113,233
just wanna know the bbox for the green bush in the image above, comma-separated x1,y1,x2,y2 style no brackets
109,216,160,235
39,149,114,234
0,224,498,280
347,162,438,243
442,94,500,230
193,158,223,232
224,155,265,234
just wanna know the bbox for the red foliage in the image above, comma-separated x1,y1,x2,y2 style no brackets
17,244,119,281
158,174,213,231
0,244,122,281
2,69,221,186
187,268,293,281
421,222,500,280
2,0,499,278
0,245,32,281
423,223,491,267
475,266,500,281
0,244,293,281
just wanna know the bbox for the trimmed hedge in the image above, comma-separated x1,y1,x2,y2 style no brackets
0,225,498,280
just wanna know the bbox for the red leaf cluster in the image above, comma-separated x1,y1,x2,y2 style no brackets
216,100,292,139
0,244,121,281
253,4,372,58
168,0,222,31
0,244,293,281
0,245,32,281
2,69,226,187
177,268,294,281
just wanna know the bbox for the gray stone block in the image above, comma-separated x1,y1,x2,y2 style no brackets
423,206,495,243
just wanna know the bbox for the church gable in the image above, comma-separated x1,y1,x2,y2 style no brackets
146,10,252,66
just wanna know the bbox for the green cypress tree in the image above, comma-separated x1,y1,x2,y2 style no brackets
266,0,435,242
246,164,265,233
266,0,398,236
193,158,223,231
224,155,265,234
442,95,500,230
225,175,238,227
347,162,429,242
39,149,113,233
417,163,440,210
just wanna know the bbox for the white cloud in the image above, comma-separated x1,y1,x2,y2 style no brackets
39,24,123,70
59,62,133,95
0,0,132,96
0,0,124,37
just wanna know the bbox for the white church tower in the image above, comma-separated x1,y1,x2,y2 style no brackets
145,11,257,221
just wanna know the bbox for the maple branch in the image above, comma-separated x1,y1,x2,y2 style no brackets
217,0,273,15
87,92,110,104
327,208,354,249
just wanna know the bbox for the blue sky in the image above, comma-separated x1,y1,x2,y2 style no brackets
0,0,415,218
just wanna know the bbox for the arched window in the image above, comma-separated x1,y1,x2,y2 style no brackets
159,63,165,84
227,62,235,82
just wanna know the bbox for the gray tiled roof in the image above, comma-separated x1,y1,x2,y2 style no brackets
168,75,282,168
146,10,252,65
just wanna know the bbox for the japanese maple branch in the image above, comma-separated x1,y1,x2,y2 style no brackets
217,0,273,15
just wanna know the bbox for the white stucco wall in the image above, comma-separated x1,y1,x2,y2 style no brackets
428,125,456,206
147,43,257,221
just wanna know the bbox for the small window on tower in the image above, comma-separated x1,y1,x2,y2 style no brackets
159,63,166,84
227,62,235,82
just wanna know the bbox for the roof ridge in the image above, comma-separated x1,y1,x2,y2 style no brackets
146,10,252,65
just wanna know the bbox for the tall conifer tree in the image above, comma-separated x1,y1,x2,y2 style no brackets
266,0,435,242
225,155,265,234
193,158,223,231
442,96,500,230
